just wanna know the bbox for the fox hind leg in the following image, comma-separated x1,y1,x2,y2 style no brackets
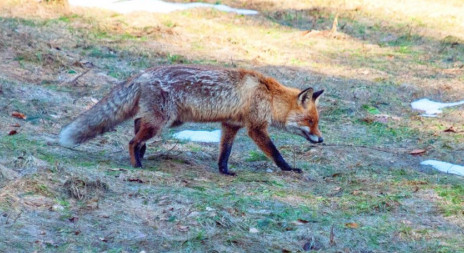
218,123,242,176
134,118,147,159
129,118,165,168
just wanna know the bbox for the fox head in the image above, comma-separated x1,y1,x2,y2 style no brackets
286,88,324,143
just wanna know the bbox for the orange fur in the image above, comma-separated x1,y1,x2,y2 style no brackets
59,65,324,175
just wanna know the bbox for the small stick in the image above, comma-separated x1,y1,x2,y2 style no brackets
60,69,91,86
329,224,336,246
307,143,405,155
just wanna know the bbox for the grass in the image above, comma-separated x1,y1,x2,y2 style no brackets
0,0,463,252
435,185,464,216
245,150,269,162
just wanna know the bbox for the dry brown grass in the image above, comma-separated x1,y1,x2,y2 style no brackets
0,0,463,252
0,0,69,19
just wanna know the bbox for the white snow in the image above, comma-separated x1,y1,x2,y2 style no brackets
411,98,464,117
68,0,258,15
421,160,464,177
173,130,221,143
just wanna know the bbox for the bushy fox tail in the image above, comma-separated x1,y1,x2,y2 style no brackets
59,82,140,147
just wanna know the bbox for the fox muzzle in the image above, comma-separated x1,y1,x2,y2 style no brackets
308,134,323,143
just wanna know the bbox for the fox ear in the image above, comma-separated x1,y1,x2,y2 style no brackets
312,89,324,101
298,87,314,107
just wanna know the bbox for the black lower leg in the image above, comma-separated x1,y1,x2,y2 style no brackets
134,118,147,160
129,139,143,168
218,123,241,176
266,140,300,172
139,144,146,159
248,128,302,174
218,143,235,176
271,147,302,173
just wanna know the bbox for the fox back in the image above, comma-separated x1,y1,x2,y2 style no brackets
59,65,324,175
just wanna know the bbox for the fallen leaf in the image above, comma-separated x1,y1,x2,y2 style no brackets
126,178,144,183
108,168,127,172
291,220,305,226
408,180,427,185
297,219,310,224
352,190,362,196
345,222,359,229
68,216,79,223
444,126,457,133
74,230,81,235
301,30,310,36
409,149,426,155
331,172,343,178
72,61,85,68
177,225,189,232
8,130,17,136
11,112,27,120
361,116,374,124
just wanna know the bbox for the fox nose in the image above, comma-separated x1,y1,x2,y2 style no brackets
318,137,324,143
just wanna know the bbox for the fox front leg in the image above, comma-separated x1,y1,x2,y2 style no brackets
247,127,302,173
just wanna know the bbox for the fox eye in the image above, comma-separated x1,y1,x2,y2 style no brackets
307,119,314,125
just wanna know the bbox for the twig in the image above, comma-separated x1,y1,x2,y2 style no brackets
330,13,339,34
60,69,91,86
292,145,297,168
146,141,182,160
9,210,23,225
329,224,336,246
307,143,406,155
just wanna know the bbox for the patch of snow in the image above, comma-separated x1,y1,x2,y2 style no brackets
173,130,221,143
68,0,258,15
249,227,259,233
411,98,464,117
421,160,464,177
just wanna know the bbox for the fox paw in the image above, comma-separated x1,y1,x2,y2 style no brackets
281,168,302,173
219,170,236,176
290,168,303,173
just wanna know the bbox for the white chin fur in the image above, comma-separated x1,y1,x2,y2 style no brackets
309,134,319,143
59,124,77,147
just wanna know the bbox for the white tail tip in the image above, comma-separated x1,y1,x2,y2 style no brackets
59,124,78,147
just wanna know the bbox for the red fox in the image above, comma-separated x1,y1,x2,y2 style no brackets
59,65,324,175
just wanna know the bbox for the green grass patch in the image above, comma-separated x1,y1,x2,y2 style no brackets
87,46,117,58
354,121,419,145
362,104,381,115
245,150,269,162
339,193,407,215
434,184,464,216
